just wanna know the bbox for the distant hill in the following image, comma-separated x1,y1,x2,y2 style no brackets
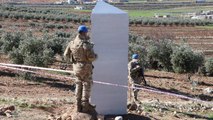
1,0,67,4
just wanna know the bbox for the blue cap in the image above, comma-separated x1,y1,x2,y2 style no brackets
132,54,139,59
78,25,88,33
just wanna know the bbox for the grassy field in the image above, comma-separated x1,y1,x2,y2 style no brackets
127,6,213,17
128,0,213,2
73,6,213,18
195,25,213,29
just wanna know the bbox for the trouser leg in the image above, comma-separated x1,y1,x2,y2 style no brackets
82,80,95,113
75,80,83,112
129,79,135,103
133,89,139,102
82,80,92,102
131,81,139,102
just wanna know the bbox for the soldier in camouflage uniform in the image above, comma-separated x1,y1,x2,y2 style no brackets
128,54,146,103
64,25,97,113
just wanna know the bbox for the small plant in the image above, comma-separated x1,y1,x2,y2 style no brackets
205,57,213,76
208,113,213,120
17,72,36,81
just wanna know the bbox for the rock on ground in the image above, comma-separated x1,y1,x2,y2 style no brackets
0,106,15,117
72,112,93,120
203,88,213,94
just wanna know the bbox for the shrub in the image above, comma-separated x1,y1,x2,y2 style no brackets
7,32,55,67
9,48,24,64
129,34,148,67
148,20,155,26
47,37,69,55
55,17,61,22
66,17,72,22
56,24,64,29
23,14,34,20
22,49,54,67
0,32,23,54
34,15,41,20
17,72,37,81
142,19,149,25
46,31,75,55
205,58,213,76
45,24,56,29
147,40,174,71
171,45,204,73
41,16,46,20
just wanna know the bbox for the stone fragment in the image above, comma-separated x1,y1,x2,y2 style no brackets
115,116,123,120
0,105,15,117
5,110,12,118
203,88,213,94
72,112,93,120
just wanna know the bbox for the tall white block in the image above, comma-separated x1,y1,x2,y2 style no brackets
91,1,129,115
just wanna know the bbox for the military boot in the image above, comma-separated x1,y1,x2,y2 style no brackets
81,100,96,113
133,96,138,102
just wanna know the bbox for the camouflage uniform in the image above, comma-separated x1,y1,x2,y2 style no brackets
64,34,97,113
128,59,144,102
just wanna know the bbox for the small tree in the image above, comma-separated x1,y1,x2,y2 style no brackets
171,45,204,73
8,32,55,67
129,34,148,67
147,40,174,71
0,32,23,54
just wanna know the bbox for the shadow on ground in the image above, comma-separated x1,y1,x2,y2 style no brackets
145,74,174,80
36,76,75,92
0,71,16,77
199,81,213,87
104,114,151,120
180,112,210,119
0,71,75,92
144,85,213,101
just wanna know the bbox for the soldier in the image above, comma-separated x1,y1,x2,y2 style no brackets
128,54,146,103
64,25,97,113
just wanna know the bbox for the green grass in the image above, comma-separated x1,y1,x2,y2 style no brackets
128,0,213,2
127,6,213,18
0,98,55,109
209,113,213,120
71,9,92,13
70,6,213,18
195,25,213,29
26,5,213,19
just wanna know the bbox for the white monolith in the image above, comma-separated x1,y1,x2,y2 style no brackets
91,1,129,115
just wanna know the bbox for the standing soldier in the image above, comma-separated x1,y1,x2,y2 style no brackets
128,54,147,103
64,25,97,113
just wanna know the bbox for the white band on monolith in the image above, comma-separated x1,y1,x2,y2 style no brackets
91,1,129,115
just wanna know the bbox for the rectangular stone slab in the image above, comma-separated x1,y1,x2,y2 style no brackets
91,1,129,115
